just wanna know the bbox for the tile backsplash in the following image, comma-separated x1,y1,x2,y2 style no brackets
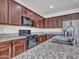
0,25,63,34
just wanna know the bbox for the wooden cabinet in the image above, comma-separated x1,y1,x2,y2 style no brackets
12,39,26,57
33,19,44,28
37,35,47,44
39,19,44,28
50,19,57,28
44,18,57,28
44,19,49,28
0,41,11,59
22,7,28,17
0,38,27,59
22,7,35,22
57,17,63,28
0,0,44,26
9,0,22,25
0,0,22,25
33,20,40,27
46,34,55,39
0,0,8,24
37,35,44,44
37,35,55,44
70,13,79,20
22,7,31,18
44,13,79,28
33,20,43,28
22,7,44,28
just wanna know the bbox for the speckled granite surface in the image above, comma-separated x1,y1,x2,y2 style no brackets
0,34,26,42
12,36,79,59
31,32,63,35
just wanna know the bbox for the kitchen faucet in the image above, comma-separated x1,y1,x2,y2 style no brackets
64,20,77,45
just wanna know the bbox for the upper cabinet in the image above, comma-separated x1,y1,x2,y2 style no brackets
44,18,58,28
44,13,79,28
22,7,44,28
32,14,44,28
22,7,29,17
49,19,57,28
22,7,35,20
70,13,79,20
0,0,22,25
9,0,22,25
32,19,44,28
44,19,49,28
0,0,8,24
0,0,44,27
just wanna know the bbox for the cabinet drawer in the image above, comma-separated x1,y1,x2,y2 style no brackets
0,41,11,49
0,46,11,56
12,39,25,45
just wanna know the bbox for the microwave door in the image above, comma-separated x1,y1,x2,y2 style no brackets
23,18,27,25
21,16,32,26
21,16,27,26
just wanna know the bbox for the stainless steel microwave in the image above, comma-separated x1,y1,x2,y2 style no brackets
21,16,32,26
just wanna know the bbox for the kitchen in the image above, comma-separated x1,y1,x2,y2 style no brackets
0,0,79,59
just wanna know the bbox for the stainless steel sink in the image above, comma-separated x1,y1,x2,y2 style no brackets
51,36,74,45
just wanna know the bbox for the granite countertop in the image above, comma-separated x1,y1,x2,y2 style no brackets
12,36,79,59
0,32,62,42
31,32,63,35
0,34,26,42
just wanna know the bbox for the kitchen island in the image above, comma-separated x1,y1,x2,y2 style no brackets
12,36,79,59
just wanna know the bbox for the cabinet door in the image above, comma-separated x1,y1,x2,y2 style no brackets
44,19,49,28
0,41,11,59
22,7,28,17
0,0,8,24
37,35,43,44
33,19,43,28
51,19,57,28
70,13,79,20
9,0,21,25
32,20,39,27
57,17,63,28
12,39,26,57
39,19,44,28
44,19,57,28
37,35,46,44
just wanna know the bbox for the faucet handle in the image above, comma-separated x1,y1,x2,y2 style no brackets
72,37,78,46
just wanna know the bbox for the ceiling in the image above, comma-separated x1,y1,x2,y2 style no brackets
15,0,79,18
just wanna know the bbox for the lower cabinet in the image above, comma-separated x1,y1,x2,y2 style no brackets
37,35,47,44
46,34,55,39
37,35,43,44
12,39,26,57
0,38,27,59
37,35,55,44
0,41,11,59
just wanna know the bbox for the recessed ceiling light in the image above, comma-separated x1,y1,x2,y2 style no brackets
50,5,54,8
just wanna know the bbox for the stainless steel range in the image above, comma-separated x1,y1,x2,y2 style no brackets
19,30,37,48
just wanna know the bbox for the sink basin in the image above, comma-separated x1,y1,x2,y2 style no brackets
51,36,73,45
